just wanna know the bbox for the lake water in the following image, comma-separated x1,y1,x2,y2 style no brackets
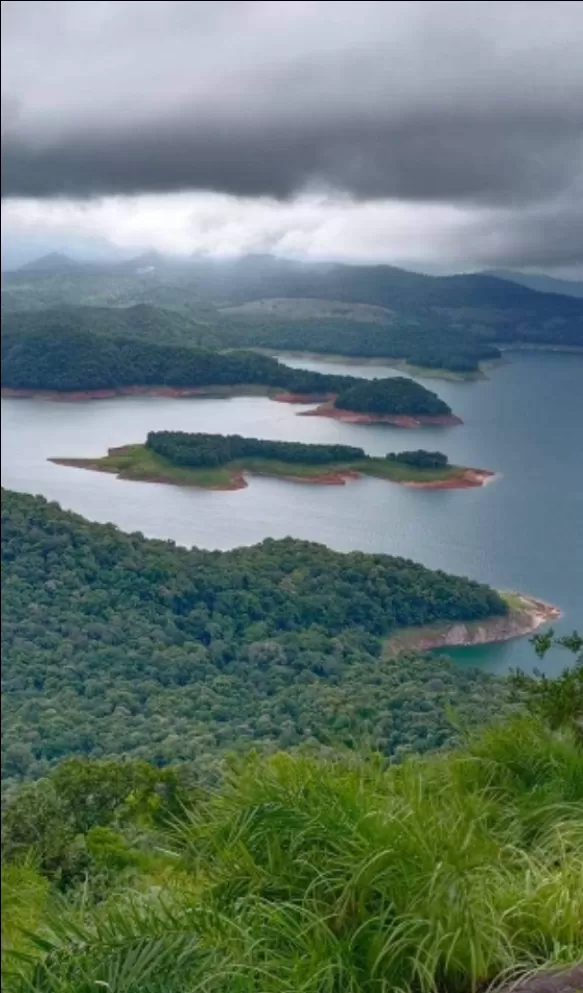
2,350,582,674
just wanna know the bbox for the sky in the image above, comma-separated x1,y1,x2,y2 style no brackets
2,0,583,274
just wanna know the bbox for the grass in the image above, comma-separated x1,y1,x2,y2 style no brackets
501,591,530,613
4,717,582,992
50,445,472,490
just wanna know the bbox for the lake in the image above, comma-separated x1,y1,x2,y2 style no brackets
2,350,582,674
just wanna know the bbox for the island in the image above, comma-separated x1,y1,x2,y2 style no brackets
1,326,461,425
300,376,462,426
50,431,495,491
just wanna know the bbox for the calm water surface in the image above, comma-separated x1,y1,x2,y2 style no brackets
2,351,582,674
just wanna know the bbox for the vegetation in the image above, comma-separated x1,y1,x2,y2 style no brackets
0,325,346,393
146,430,365,468
144,433,456,478
386,450,449,468
1,303,223,349
53,437,467,489
3,255,582,373
334,377,452,416
215,315,503,374
510,630,583,745
0,324,453,418
2,489,508,786
2,703,582,991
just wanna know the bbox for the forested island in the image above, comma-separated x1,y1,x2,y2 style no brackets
1,324,460,423
51,433,494,490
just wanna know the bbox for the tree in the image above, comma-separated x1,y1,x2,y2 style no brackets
509,630,583,744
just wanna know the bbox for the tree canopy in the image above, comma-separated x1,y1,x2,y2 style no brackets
2,489,506,785
146,430,366,468
334,377,452,416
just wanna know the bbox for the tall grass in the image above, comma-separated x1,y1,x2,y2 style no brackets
4,717,582,992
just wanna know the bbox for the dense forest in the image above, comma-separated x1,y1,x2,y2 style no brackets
146,431,366,467
0,325,342,393
1,324,455,416
4,250,583,379
1,303,223,349
334,376,452,416
214,315,503,373
4,254,583,355
1,304,501,374
1,489,507,785
386,450,449,468
145,432,451,475
2,654,582,991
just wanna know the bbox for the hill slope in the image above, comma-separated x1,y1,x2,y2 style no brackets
2,489,507,779
484,269,583,299
3,255,582,352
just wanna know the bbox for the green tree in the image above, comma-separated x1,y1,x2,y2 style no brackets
510,631,583,744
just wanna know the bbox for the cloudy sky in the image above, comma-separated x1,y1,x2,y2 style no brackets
2,0,582,273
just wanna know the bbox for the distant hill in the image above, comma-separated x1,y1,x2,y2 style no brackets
483,269,583,299
3,254,582,356
17,252,90,274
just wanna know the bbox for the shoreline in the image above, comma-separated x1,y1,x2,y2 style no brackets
49,447,494,492
0,384,277,403
1,385,463,428
299,401,463,427
384,593,562,656
402,468,496,490
254,348,489,382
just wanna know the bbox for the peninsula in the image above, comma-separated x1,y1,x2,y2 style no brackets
300,376,461,426
50,432,495,491
1,326,461,425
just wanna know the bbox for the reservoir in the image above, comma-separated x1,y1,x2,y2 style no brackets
2,350,582,674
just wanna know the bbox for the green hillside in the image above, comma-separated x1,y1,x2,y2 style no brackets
2,489,505,783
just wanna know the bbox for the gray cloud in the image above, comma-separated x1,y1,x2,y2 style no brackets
2,1,582,204
2,1,582,271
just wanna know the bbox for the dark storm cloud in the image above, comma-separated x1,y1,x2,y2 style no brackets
2,0,582,203
2,1,582,270
2,113,581,208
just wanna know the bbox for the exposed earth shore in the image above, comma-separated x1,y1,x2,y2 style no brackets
1,384,277,402
1,387,461,428
299,400,463,427
49,445,495,492
384,593,562,655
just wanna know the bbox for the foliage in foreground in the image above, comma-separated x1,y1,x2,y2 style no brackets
2,713,582,993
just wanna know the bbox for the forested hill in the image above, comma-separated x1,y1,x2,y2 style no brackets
0,325,347,393
3,256,582,364
1,489,506,781
6,252,583,318
2,302,503,374
1,303,221,349
0,324,454,415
